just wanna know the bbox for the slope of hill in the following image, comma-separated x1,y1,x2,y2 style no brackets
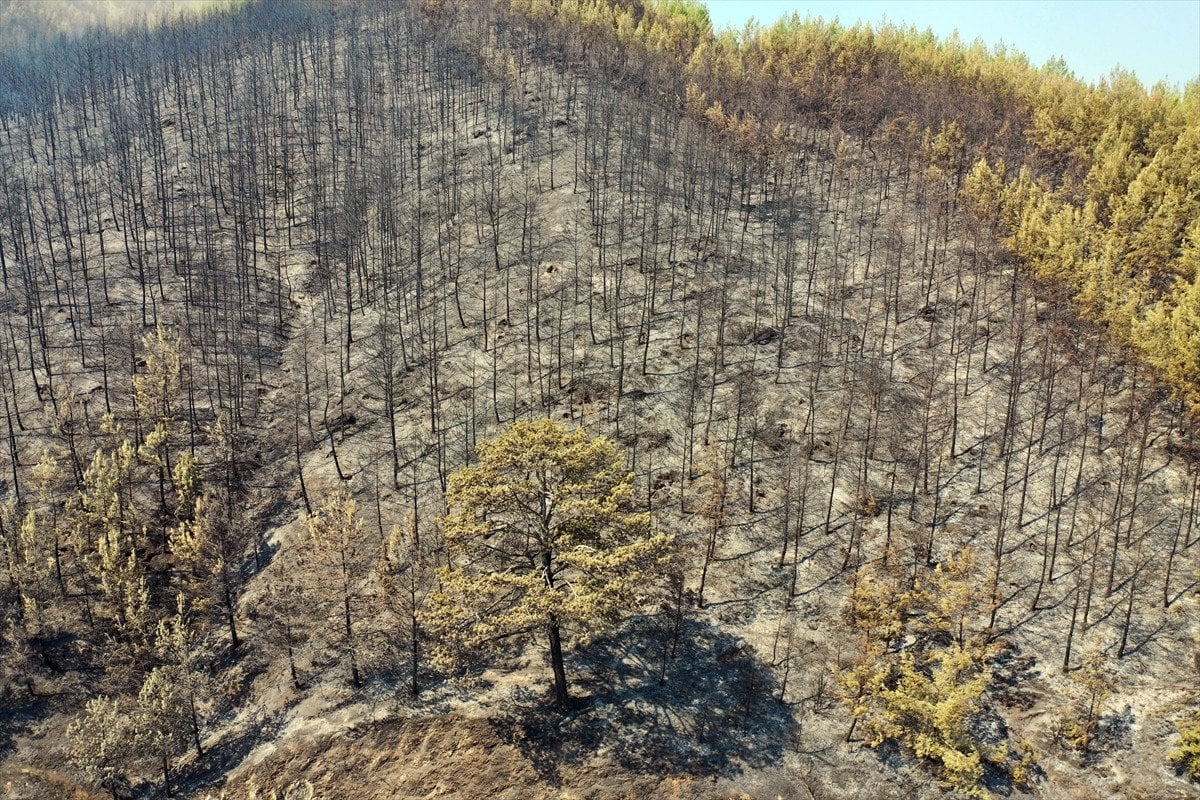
0,2,1197,799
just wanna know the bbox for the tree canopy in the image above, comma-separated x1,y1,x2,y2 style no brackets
426,419,672,709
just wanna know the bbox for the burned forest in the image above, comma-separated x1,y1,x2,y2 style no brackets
0,1,1198,798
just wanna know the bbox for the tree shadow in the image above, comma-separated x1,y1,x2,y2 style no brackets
176,716,286,798
1118,617,1170,659
988,641,1042,711
1095,705,1134,753
0,635,99,765
489,617,795,785
0,692,48,762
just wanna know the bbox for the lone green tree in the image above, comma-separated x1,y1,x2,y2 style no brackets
427,419,672,709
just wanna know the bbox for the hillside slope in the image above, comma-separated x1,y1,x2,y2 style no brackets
0,2,1197,799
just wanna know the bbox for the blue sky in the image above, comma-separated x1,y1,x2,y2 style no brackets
702,1,1200,89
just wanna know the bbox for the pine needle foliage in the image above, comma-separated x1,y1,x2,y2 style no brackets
425,419,673,708
838,552,1003,798
1170,708,1200,781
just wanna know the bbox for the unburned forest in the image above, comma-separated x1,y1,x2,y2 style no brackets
0,2,1198,799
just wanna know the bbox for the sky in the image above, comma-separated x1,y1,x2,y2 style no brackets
702,1,1200,89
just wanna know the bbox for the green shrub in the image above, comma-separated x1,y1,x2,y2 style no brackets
1169,710,1200,780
